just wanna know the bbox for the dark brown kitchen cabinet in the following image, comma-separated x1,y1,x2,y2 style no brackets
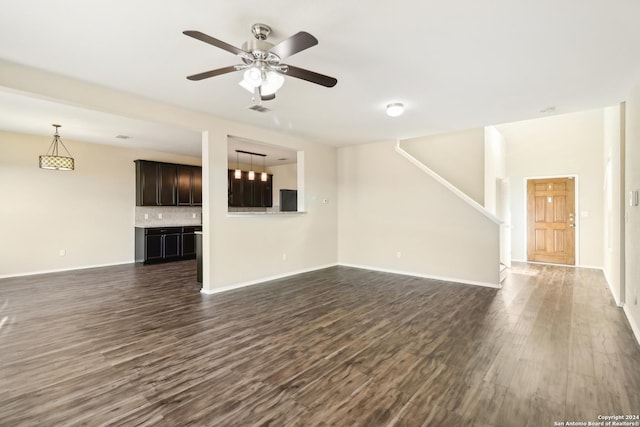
158,163,177,206
191,168,202,205
181,226,199,258
227,169,273,207
136,160,201,207
228,169,243,207
138,161,160,206
178,166,202,206
135,226,201,264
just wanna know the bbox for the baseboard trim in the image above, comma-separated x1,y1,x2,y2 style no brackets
602,269,623,307
623,305,640,347
338,263,501,289
0,261,134,279
200,263,339,295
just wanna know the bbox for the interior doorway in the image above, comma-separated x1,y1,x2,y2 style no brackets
526,176,576,265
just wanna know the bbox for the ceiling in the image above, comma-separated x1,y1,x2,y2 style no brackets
1,0,640,153
228,136,297,167
0,90,201,156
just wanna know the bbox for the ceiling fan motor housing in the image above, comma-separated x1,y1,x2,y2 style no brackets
251,23,271,40
242,38,278,62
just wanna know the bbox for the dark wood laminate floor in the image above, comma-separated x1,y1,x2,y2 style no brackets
1,262,639,426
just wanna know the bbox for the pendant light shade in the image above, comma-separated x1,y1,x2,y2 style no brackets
234,152,241,179
39,124,74,171
261,155,267,181
248,153,255,181
233,149,267,181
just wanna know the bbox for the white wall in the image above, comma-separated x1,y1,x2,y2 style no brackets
338,140,500,286
0,61,339,290
624,81,640,343
205,127,337,290
484,126,510,267
484,126,507,215
268,163,297,209
498,109,605,267
401,128,485,204
0,130,200,277
603,104,625,305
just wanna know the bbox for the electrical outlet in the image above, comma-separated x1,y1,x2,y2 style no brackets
59,249,66,256
158,213,162,219
282,253,287,261
192,213,197,218
396,251,402,259
144,213,149,220
323,198,329,204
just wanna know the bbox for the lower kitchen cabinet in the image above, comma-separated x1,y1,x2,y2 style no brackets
135,226,201,264
181,227,198,258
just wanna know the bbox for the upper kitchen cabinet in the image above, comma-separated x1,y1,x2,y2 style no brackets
227,169,273,207
178,165,202,206
136,160,201,206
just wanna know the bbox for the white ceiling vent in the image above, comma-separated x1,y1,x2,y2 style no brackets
248,104,270,113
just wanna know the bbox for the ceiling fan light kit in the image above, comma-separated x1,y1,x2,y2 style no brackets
184,23,337,102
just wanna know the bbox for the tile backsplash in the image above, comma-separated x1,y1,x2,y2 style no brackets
135,206,202,227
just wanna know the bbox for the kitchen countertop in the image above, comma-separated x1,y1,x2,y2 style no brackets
134,223,202,228
226,211,306,217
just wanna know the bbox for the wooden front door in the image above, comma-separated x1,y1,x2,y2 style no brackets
527,177,576,265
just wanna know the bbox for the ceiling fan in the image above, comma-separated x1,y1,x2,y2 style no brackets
183,23,338,101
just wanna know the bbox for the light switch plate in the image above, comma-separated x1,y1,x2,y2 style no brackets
630,190,639,207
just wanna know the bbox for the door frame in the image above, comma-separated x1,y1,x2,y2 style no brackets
523,174,580,266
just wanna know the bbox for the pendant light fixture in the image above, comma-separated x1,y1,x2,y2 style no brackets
234,151,241,179
261,155,268,182
248,153,255,181
39,124,75,170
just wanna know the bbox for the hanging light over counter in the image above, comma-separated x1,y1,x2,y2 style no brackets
248,153,255,181
39,124,75,171
234,151,241,179
261,155,268,182
234,149,267,181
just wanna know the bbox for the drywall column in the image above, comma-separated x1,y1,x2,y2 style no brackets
201,128,229,292
603,104,625,306
624,83,640,344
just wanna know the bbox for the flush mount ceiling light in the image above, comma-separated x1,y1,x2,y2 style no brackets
386,103,404,117
39,124,75,171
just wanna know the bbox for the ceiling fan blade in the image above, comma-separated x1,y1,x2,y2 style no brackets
269,31,318,59
183,30,245,56
283,65,337,88
186,65,239,81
